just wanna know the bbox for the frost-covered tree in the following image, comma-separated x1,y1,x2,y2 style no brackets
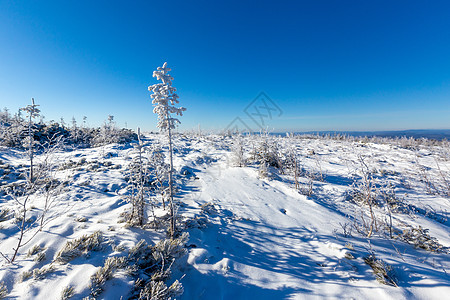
97,115,115,145
126,128,150,226
79,116,93,146
3,133,64,263
20,98,41,184
231,134,246,167
148,62,186,237
60,117,65,129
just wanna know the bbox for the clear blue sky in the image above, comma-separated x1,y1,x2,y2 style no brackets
1,0,449,132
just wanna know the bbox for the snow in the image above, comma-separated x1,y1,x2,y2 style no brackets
1,134,449,299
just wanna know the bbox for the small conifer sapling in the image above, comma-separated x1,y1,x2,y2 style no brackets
148,62,186,237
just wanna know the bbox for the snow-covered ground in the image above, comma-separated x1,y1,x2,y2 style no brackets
1,133,449,299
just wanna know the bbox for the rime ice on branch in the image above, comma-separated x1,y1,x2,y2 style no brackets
149,62,186,130
148,62,185,237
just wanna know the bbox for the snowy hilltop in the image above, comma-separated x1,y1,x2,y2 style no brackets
0,127,449,299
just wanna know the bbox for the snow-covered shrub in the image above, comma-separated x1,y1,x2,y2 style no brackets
398,226,449,253
300,170,315,196
57,158,87,171
91,116,136,146
364,253,398,287
80,235,188,299
32,265,55,280
126,234,187,299
54,231,105,264
137,279,183,300
200,202,218,215
19,270,33,282
231,134,246,167
0,108,25,148
250,132,283,178
346,155,380,238
60,286,75,300
346,184,377,207
34,251,46,262
26,244,46,262
0,281,8,299
27,244,43,257
75,216,88,222
90,256,128,297
398,136,418,150
127,240,155,270
113,243,126,252
20,265,54,281
0,208,11,222
184,215,208,229
283,137,301,190
378,183,408,213
151,266,172,283
149,62,186,237
152,232,188,264
34,122,71,146
92,115,117,146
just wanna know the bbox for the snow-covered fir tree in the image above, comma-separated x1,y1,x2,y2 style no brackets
20,98,41,185
148,62,186,237
126,128,151,226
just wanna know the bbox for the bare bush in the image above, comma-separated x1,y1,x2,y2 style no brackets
1,132,65,263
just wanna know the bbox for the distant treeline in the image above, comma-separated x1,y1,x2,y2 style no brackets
269,130,450,141
0,107,136,148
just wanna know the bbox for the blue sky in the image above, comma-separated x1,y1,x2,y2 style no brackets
1,0,449,132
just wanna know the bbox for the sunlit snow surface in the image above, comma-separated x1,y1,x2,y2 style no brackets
1,133,449,299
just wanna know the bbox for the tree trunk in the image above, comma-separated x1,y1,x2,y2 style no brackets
167,124,175,238
28,113,34,185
